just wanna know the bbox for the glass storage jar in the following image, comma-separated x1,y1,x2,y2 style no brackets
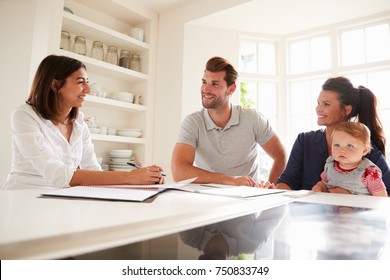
90,41,104,61
105,45,118,65
60,31,70,51
130,54,141,72
72,36,87,55
119,50,131,69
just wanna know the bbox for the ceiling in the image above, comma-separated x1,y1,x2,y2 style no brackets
136,0,390,35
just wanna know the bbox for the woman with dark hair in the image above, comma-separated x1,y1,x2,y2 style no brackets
4,55,164,190
276,76,390,195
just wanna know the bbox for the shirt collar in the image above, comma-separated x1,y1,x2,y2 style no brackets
42,113,83,136
203,105,240,131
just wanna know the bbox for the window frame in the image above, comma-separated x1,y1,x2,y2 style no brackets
238,15,390,164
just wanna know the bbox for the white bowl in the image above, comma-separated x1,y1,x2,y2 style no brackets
117,130,142,138
109,149,133,158
111,92,134,103
117,128,142,131
110,149,133,153
109,158,130,164
107,128,117,135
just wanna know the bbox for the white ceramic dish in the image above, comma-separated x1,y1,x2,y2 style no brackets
109,165,135,171
117,129,142,138
113,97,133,103
109,158,130,164
89,127,101,134
110,149,133,153
109,163,130,167
110,91,134,103
109,152,132,156
109,149,133,158
118,128,142,131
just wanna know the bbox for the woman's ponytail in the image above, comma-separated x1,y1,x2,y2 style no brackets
357,86,386,156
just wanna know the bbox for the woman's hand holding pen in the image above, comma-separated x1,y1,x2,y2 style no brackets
127,162,165,184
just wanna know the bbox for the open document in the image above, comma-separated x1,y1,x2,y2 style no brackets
40,178,197,202
196,184,286,198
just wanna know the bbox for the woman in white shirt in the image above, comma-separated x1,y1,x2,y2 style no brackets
4,55,164,190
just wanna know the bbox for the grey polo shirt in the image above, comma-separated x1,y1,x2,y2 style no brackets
177,105,275,181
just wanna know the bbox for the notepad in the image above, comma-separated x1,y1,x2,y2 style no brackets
197,184,286,198
41,177,197,202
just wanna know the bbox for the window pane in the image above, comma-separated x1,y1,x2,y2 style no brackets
379,109,390,166
239,40,257,73
290,81,311,115
380,109,390,132
290,40,309,74
310,79,325,125
346,73,367,87
366,24,390,62
240,82,257,109
258,82,278,130
367,70,390,108
310,36,331,71
289,78,324,139
258,82,277,116
380,109,390,149
341,29,365,66
291,115,312,140
258,42,276,74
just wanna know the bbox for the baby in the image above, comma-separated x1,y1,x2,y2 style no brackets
312,122,387,196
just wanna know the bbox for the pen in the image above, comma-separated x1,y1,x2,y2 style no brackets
127,162,166,177
127,162,141,169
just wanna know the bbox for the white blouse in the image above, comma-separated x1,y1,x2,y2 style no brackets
3,104,101,190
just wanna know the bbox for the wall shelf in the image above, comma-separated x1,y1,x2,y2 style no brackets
59,0,156,164
91,134,146,144
85,95,147,112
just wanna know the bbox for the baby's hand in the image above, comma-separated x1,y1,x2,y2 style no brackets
328,187,351,194
311,185,322,192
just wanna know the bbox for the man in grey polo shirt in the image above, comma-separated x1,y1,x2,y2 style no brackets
171,56,286,187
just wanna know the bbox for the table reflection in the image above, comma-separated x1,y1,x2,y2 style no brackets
179,205,287,259
178,202,390,260
281,203,389,260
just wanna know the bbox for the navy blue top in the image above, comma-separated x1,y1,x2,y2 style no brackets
277,129,390,194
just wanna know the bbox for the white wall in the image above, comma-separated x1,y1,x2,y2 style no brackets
182,24,240,118
153,0,249,180
0,0,35,187
0,0,63,187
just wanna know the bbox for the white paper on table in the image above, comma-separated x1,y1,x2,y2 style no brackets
40,177,197,202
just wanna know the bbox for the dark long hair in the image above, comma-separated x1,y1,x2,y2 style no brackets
26,55,86,122
322,76,386,156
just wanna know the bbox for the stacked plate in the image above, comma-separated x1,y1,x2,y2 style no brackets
109,149,135,171
110,91,134,103
117,128,142,138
